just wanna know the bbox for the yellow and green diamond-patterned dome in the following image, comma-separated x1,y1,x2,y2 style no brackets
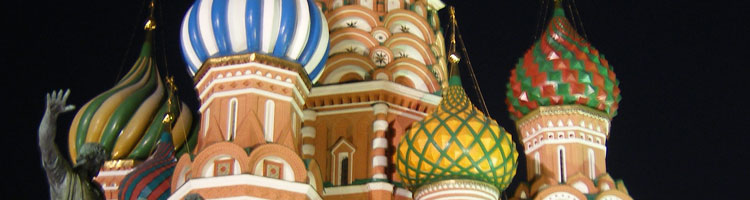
396,65,518,191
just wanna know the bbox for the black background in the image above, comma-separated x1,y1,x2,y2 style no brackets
3,0,748,199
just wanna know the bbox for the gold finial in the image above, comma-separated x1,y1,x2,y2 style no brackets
144,0,157,30
161,113,174,124
165,76,178,92
162,76,177,128
554,0,563,7
144,19,156,30
447,6,460,64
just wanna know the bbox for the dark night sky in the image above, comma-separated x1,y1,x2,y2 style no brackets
3,0,748,199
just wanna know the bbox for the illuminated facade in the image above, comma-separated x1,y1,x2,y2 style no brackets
64,0,633,199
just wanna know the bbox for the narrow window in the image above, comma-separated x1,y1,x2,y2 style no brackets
558,146,566,183
534,152,540,175
227,98,238,141
203,109,210,137
264,100,275,142
589,149,596,179
340,157,349,185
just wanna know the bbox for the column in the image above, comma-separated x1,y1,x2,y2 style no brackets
370,103,389,179
301,109,317,159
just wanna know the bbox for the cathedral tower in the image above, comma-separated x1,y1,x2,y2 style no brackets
505,1,632,200
301,1,447,199
170,0,330,199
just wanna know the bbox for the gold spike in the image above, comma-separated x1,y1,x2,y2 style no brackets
447,7,460,65
162,76,177,129
144,0,157,30
144,19,156,30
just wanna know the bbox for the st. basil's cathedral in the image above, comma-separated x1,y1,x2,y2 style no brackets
57,0,633,199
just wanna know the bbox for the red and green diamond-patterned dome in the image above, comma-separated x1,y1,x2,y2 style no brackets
506,6,621,120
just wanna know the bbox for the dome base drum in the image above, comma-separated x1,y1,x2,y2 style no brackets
414,179,500,200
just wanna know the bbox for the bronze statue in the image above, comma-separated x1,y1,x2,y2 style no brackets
39,89,106,200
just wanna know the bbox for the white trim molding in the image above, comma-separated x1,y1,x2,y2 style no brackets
169,174,321,200
323,182,394,196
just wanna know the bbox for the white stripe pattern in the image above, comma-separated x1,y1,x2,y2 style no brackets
180,0,330,83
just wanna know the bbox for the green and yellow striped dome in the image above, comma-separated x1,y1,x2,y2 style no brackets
396,63,518,191
68,31,198,163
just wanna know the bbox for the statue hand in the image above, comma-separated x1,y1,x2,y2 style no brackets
46,89,76,118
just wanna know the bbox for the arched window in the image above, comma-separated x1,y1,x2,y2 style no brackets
588,149,596,179
227,98,238,141
558,146,567,183
264,100,275,142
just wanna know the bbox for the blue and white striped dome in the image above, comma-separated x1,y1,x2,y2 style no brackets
180,0,330,82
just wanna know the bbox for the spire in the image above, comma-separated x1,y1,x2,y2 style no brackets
447,6,461,86
141,0,156,55
144,0,157,31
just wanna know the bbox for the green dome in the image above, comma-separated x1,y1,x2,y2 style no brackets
396,66,518,191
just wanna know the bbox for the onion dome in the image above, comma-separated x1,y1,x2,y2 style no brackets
180,0,330,83
118,132,177,200
506,4,621,120
396,60,518,191
68,29,198,162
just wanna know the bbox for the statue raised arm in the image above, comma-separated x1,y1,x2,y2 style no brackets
39,89,106,200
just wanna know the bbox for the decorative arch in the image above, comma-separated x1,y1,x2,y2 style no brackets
433,30,446,58
171,153,194,191
247,143,308,182
596,190,632,200
385,33,436,65
567,173,598,194
383,9,434,44
530,174,558,195
410,1,427,17
319,54,375,84
385,58,440,93
536,185,587,200
326,5,380,32
329,28,378,56
512,182,530,199
304,159,324,195
190,142,250,179
595,173,616,192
